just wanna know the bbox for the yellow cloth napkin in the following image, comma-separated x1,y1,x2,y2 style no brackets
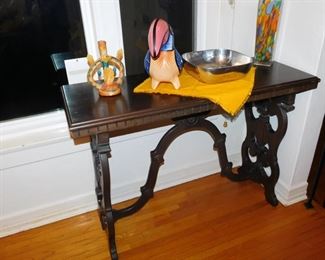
134,67,256,116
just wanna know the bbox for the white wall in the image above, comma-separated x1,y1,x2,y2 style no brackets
273,0,325,204
1,0,324,237
0,111,96,236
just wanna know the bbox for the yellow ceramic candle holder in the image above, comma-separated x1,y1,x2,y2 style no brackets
87,41,125,96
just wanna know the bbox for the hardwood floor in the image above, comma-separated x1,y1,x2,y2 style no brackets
1,174,325,260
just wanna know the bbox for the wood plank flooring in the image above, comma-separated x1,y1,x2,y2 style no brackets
1,174,325,259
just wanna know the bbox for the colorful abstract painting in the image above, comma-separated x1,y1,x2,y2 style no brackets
255,0,282,63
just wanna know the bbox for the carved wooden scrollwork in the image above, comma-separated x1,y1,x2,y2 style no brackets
223,94,296,206
90,114,232,259
113,113,233,221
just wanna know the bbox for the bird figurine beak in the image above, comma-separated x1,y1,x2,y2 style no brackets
148,18,170,59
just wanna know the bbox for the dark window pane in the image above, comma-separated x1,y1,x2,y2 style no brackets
0,0,87,121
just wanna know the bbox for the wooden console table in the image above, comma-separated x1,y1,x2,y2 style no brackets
61,62,319,259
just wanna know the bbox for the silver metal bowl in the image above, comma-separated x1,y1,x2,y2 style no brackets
182,49,253,84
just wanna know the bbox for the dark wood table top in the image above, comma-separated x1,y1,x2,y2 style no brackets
61,61,320,138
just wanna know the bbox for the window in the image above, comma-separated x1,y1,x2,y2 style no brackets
0,0,86,121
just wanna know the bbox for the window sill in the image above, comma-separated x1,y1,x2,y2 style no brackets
0,110,70,154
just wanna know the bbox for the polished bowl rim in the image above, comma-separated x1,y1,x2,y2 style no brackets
181,49,253,84
182,48,253,73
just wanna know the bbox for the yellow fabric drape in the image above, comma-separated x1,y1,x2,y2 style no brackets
134,67,256,116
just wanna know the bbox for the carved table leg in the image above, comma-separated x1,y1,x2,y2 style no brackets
90,114,232,258
91,133,118,260
222,95,296,206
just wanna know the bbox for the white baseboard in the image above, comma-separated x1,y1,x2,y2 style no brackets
0,193,98,238
0,153,241,238
275,180,308,206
